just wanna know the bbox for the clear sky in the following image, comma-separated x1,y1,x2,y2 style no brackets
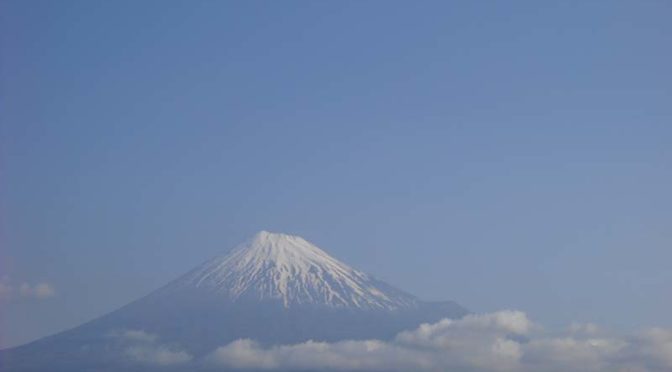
1,0,670,349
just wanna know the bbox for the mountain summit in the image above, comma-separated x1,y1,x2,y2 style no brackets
2,231,467,372
174,231,417,309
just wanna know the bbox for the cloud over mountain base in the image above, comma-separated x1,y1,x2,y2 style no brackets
204,311,672,372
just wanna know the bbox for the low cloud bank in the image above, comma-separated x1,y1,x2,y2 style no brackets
207,311,672,372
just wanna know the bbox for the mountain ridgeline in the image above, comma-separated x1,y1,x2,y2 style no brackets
1,231,467,371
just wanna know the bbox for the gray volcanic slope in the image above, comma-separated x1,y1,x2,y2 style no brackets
1,231,467,371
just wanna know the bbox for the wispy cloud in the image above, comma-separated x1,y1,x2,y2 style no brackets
19,282,56,299
124,345,193,366
206,311,672,372
0,278,56,300
109,329,192,366
112,329,158,343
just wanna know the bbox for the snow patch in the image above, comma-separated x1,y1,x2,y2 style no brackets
174,231,417,310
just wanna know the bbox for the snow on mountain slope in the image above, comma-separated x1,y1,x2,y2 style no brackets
1,231,469,372
172,231,419,310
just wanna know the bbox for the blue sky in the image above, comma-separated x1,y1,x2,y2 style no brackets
1,1,671,348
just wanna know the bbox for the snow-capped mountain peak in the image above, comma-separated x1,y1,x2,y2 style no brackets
176,231,418,310
3,231,468,371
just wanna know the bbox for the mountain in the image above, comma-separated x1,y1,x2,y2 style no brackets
172,231,418,310
1,231,467,371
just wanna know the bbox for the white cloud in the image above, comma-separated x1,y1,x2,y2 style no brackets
618,328,672,371
117,329,159,343
109,329,192,366
207,311,672,372
124,345,193,366
19,282,56,299
523,336,627,371
568,322,600,336
209,338,436,371
0,278,56,300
